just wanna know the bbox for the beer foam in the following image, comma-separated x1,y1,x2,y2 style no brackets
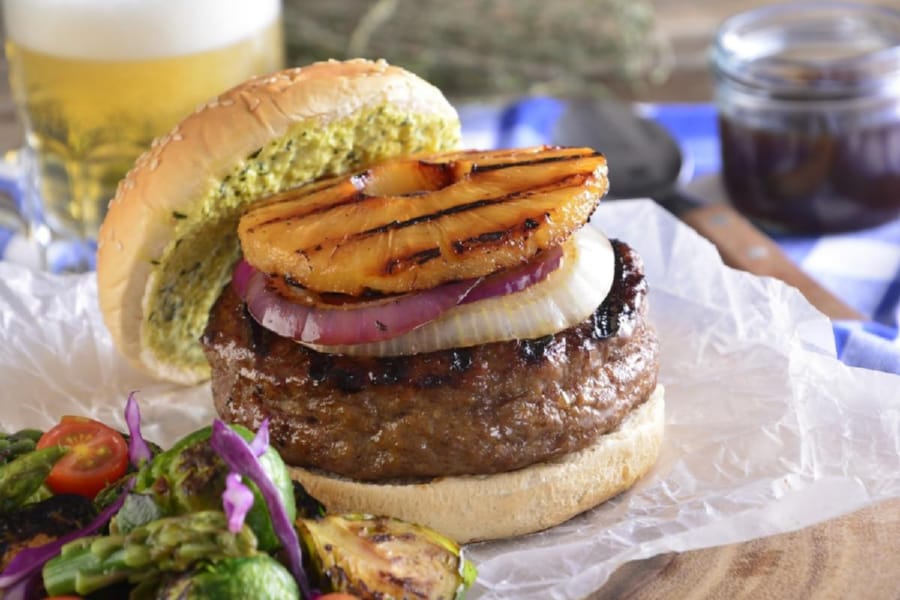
3,0,281,59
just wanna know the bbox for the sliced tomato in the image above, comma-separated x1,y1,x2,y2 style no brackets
36,416,129,499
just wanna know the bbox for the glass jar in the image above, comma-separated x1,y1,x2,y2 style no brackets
712,2,900,233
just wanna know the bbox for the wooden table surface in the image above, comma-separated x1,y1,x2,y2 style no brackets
1,3,899,596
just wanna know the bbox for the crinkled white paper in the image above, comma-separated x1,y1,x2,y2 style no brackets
1,200,898,599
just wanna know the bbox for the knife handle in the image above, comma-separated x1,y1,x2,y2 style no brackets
678,203,864,321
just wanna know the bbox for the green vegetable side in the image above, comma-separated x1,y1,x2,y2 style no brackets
0,416,478,600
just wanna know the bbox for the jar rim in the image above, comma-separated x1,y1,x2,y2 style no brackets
712,1,900,99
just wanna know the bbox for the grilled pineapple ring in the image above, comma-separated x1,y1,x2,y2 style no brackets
238,146,608,295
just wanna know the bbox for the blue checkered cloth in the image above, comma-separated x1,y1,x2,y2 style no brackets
1,102,898,374
458,100,900,376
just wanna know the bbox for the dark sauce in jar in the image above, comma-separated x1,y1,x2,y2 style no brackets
712,2,900,233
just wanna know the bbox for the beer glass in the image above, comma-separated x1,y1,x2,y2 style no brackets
2,0,284,271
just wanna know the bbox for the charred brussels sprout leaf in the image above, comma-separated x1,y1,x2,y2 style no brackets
297,514,477,599
112,493,163,535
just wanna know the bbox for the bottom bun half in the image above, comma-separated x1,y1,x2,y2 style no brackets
290,384,664,544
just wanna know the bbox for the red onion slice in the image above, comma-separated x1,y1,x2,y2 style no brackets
235,246,563,346
241,267,478,345
461,245,562,305
231,259,254,298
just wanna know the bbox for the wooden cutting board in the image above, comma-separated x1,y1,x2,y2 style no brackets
591,498,900,599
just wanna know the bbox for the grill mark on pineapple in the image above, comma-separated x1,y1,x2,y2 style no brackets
244,189,370,232
240,173,350,213
451,230,509,255
385,247,443,275
343,172,584,242
297,174,586,267
353,198,503,238
246,162,453,233
450,206,554,254
250,153,596,236
469,150,602,172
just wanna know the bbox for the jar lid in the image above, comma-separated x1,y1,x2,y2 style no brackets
712,1,900,99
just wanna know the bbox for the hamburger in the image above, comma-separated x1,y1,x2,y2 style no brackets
97,59,663,544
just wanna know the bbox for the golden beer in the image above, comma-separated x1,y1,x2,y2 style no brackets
3,0,283,245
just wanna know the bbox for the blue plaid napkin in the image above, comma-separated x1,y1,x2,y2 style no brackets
459,100,900,376
2,102,898,375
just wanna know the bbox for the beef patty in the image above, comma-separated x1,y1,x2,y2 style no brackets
201,239,659,481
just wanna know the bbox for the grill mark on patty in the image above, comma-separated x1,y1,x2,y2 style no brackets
517,334,555,364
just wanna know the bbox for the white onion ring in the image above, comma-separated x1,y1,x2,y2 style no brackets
304,226,615,356
236,245,564,346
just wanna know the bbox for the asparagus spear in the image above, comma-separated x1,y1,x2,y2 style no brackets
0,445,67,511
42,510,258,596
0,429,44,465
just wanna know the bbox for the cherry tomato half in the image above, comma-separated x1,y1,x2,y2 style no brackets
37,416,129,499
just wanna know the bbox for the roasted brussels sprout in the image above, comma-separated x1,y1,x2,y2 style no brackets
153,554,299,600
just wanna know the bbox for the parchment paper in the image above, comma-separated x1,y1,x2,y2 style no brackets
1,200,898,599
